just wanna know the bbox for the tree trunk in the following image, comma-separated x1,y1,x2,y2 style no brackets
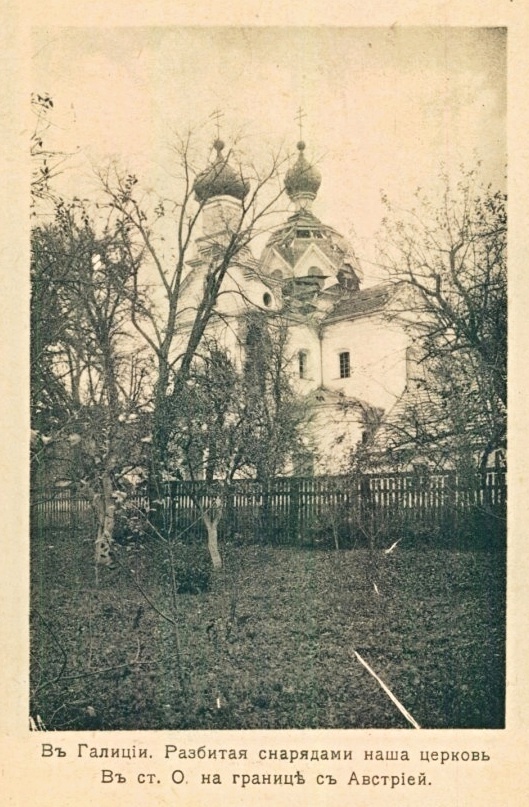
93,473,116,566
203,510,222,569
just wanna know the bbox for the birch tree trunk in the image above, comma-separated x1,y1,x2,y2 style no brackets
203,499,223,569
93,472,116,566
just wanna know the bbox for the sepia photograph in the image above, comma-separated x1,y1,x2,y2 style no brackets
29,25,507,733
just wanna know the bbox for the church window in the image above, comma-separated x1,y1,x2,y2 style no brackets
339,351,350,379
298,350,308,379
263,292,272,307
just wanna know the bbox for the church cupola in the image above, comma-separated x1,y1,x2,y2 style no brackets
194,139,249,204
259,134,363,292
193,138,250,240
284,141,322,211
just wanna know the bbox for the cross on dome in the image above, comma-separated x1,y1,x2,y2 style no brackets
209,108,224,139
296,106,307,142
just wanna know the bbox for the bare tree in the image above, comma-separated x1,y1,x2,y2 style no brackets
167,324,307,567
377,170,506,470
96,135,289,491
31,200,151,568
32,126,298,564
31,94,77,210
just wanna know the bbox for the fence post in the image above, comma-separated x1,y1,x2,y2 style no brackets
68,490,74,532
289,477,300,543
359,474,373,547
225,483,235,540
261,478,271,543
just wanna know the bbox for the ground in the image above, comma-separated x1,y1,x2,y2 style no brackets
30,525,505,730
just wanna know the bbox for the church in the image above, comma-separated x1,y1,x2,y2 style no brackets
179,137,412,474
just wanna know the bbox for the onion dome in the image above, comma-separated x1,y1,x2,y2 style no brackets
194,139,249,203
284,141,322,205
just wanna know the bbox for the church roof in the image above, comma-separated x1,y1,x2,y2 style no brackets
323,282,395,323
263,209,362,276
307,385,373,411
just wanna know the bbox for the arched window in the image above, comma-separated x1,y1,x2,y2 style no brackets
298,350,309,379
339,351,350,379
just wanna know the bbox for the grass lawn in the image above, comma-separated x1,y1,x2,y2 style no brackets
30,525,505,730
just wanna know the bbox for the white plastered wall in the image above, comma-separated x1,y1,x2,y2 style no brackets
321,313,409,413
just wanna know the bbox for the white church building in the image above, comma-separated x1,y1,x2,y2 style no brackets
179,138,412,474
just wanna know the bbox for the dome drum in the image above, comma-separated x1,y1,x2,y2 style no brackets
261,208,363,286
200,195,244,238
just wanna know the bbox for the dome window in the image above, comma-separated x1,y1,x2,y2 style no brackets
298,350,309,379
263,292,272,307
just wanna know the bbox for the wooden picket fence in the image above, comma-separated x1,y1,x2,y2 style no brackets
30,490,149,531
32,469,506,548
168,470,506,547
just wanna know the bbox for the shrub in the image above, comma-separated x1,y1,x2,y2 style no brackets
175,563,211,594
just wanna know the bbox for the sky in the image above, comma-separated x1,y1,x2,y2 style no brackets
32,26,506,284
